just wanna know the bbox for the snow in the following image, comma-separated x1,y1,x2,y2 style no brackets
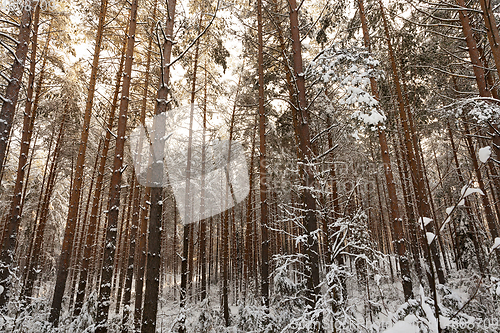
420,285,438,333
419,217,433,228
461,187,484,198
352,108,386,126
478,146,491,163
382,321,418,333
491,237,500,252
426,232,436,245
446,206,454,215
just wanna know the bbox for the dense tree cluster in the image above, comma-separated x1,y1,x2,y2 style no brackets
0,0,499,332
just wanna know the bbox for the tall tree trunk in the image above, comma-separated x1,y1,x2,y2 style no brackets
358,0,413,300
478,0,500,80
121,177,141,331
73,31,127,317
141,0,176,331
21,106,68,300
199,57,208,301
0,3,40,306
49,0,109,324
114,176,134,315
288,0,322,318
244,118,257,296
455,0,490,98
95,0,138,329
463,119,499,241
256,0,269,308
394,133,423,282
181,24,202,313
466,0,500,177
0,1,34,178
378,0,445,286
134,187,150,330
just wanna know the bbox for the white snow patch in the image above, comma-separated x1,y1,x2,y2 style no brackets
382,321,418,333
461,185,484,198
426,232,436,245
491,237,500,252
478,146,491,163
419,217,433,229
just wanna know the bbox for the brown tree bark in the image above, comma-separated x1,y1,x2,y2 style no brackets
256,0,269,309
456,0,490,98
358,0,413,301
288,0,322,316
73,30,127,317
21,106,69,300
478,0,500,80
49,0,109,324
141,0,176,331
378,0,445,286
0,3,41,306
462,119,499,241
0,1,34,178
95,0,138,329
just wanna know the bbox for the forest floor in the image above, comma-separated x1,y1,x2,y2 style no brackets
1,263,499,332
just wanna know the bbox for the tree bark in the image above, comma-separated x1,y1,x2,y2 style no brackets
95,0,138,329
73,29,127,317
358,0,413,301
288,0,322,317
0,3,40,306
462,119,499,241
0,1,34,178
256,0,269,309
49,0,109,324
141,0,176,331
21,106,68,300
378,0,445,287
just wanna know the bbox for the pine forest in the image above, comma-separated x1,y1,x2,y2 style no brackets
0,0,500,332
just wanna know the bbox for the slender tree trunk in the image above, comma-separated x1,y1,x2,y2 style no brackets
121,178,141,331
288,0,322,319
394,134,423,282
463,119,499,241
73,31,127,317
49,0,109,324
256,0,269,308
141,0,176,331
178,17,204,333
455,0,490,98
0,1,34,178
21,107,68,300
21,124,55,287
379,0,445,286
114,176,135,315
244,119,257,296
134,186,150,330
358,0,413,300
95,0,138,329
0,3,40,306
199,57,209,301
